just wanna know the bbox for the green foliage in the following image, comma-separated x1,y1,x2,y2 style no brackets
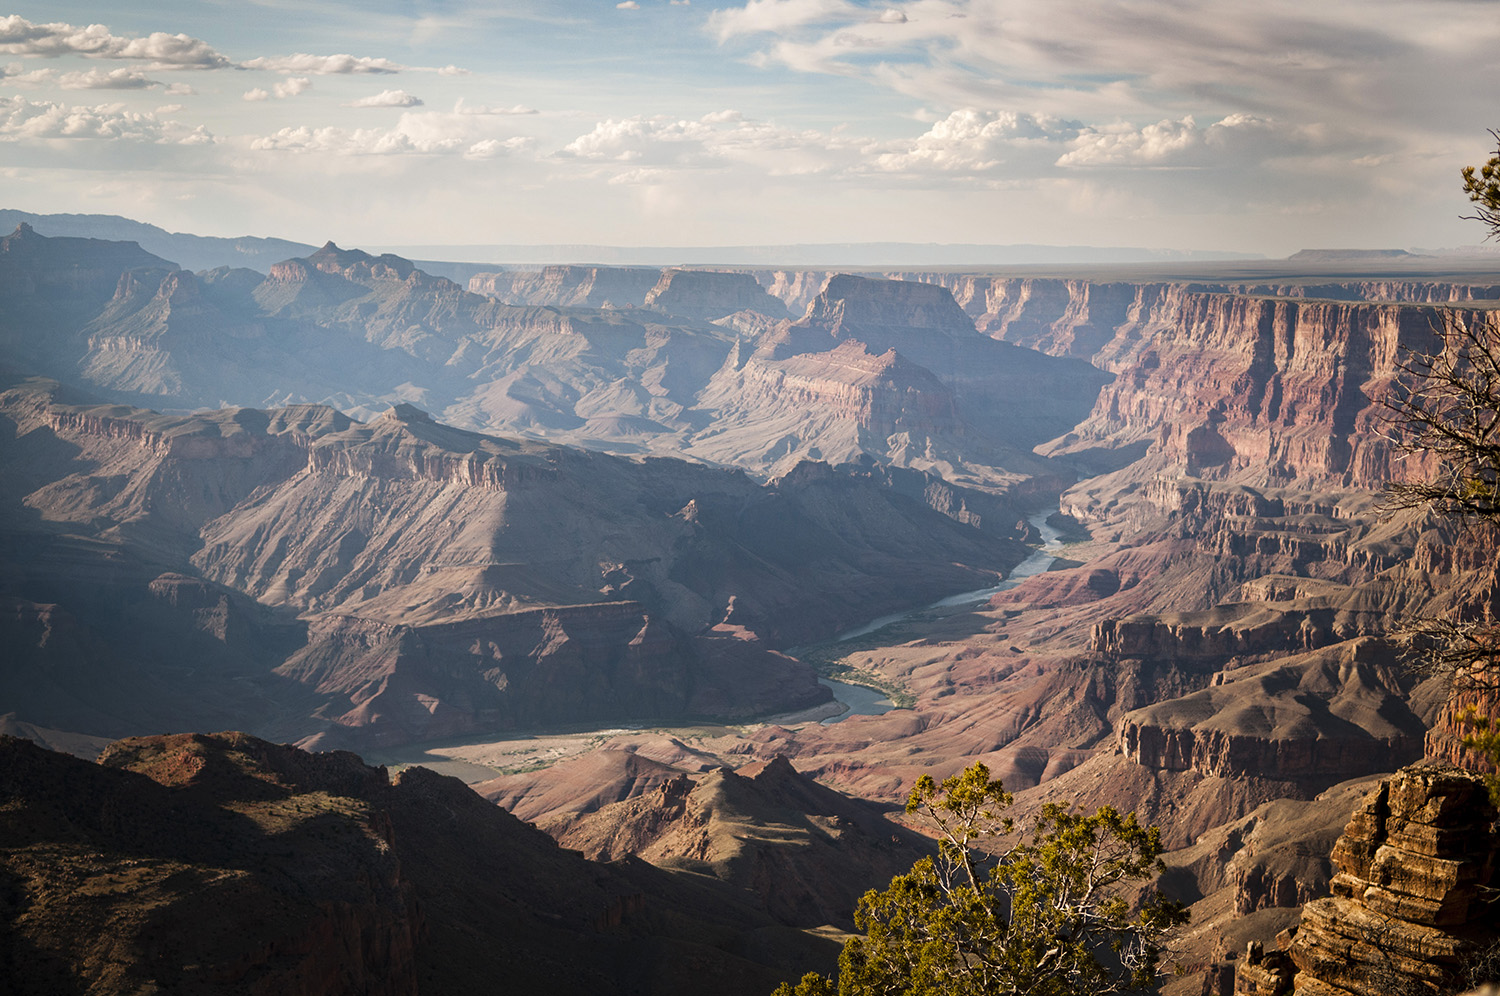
1457,706,1500,805
774,763,1188,996
1461,129,1500,239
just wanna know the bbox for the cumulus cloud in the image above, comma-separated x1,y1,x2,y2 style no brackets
8,66,193,92
464,136,533,159
870,108,1079,173
252,124,455,155
242,53,402,75
437,65,469,76
876,9,907,22
0,93,212,143
348,89,422,108
558,111,863,178
0,64,56,85
58,68,157,90
274,77,311,98
617,1,641,8
1056,114,1320,168
454,98,538,115
0,15,231,68
250,109,533,158
245,78,311,101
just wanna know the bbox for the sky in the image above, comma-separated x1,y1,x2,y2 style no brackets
1,1,1497,256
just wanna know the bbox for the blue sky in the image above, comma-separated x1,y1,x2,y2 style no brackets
2,1,1497,255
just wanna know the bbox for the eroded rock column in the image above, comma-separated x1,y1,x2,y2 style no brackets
1289,763,1498,995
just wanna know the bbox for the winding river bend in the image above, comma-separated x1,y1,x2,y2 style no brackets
816,508,1065,722
367,508,1067,775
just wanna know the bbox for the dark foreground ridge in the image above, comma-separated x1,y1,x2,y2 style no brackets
0,731,839,996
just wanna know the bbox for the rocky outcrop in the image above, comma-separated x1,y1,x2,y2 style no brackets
799,273,976,334
1289,764,1500,995
541,754,930,930
1115,639,1426,783
469,265,662,308
1092,604,1389,662
283,603,830,750
644,268,788,321
1236,941,1298,995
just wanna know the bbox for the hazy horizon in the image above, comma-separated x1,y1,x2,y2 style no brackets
3,2,1497,257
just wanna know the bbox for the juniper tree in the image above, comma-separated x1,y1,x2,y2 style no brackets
773,763,1188,996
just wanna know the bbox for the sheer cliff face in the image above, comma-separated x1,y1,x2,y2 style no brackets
1040,294,1495,490
692,274,1109,488
469,265,662,308
644,269,789,322
948,272,1499,491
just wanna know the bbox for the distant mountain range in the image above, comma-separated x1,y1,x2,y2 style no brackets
363,240,1269,268
2,208,1268,272
0,209,316,273
12,208,1500,276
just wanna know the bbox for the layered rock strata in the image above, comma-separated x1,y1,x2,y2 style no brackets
1115,639,1426,783
644,268,788,321
469,265,661,308
1289,764,1499,995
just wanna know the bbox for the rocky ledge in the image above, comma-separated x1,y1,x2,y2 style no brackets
1289,763,1499,995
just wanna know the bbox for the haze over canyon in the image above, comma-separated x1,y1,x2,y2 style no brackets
1,210,1497,996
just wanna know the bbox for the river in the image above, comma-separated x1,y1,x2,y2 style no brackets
366,508,1065,773
815,508,1064,722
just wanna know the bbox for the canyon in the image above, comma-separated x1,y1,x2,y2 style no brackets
1,214,1498,995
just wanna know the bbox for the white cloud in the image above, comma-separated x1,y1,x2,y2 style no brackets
709,0,857,41
242,53,403,75
454,98,538,115
346,88,423,107
348,89,423,108
250,109,533,159
274,76,311,98
870,108,1079,174
1056,114,1324,168
0,94,212,143
243,88,269,102
59,68,157,90
162,81,194,96
876,9,907,22
617,1,641,8
437,65,470,76
0,15,230,68
559,111,863,178
465,136,533,159
0,64,56,86
251,124,453,155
